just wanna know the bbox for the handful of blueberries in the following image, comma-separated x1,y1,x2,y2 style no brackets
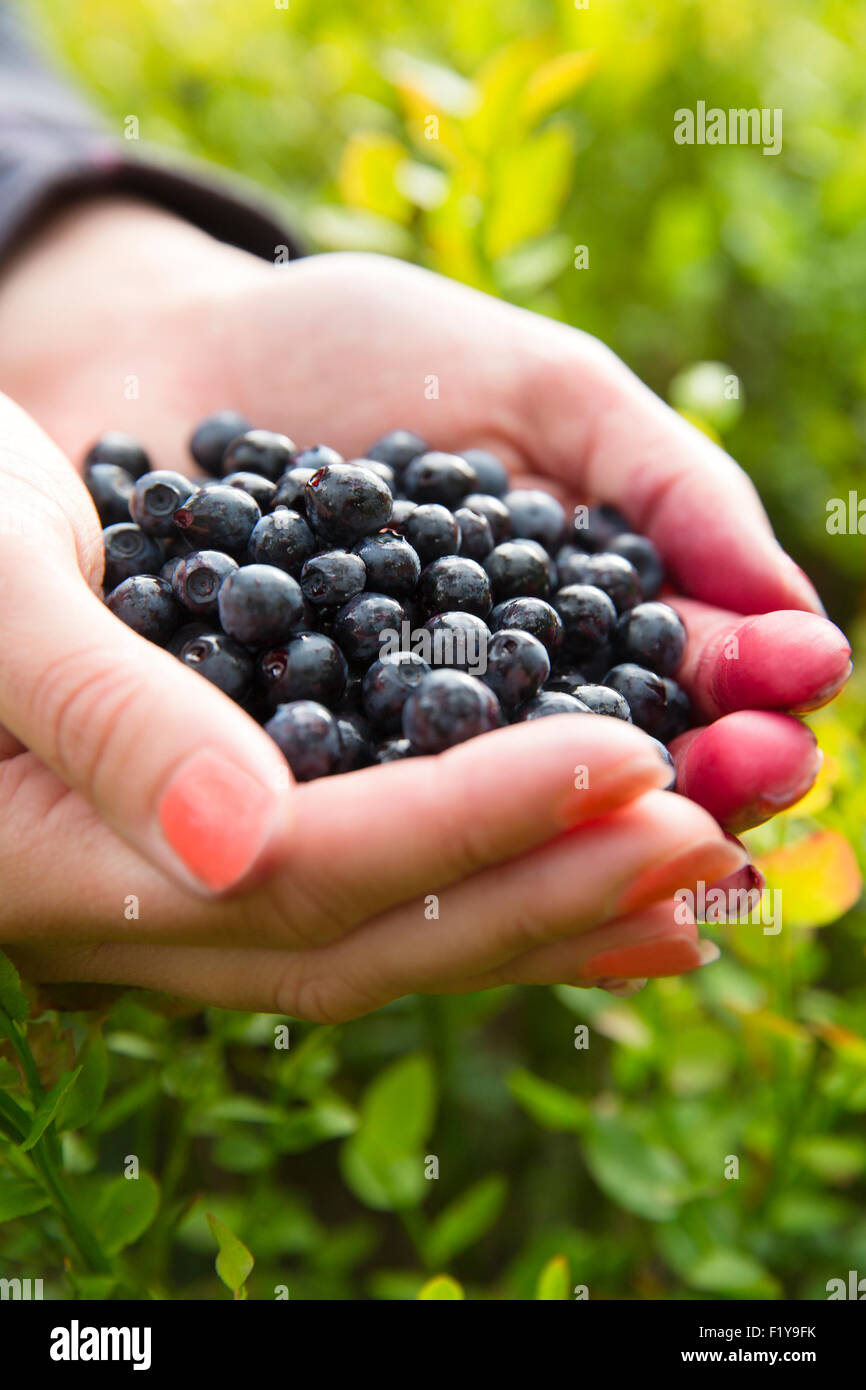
88,413,690,782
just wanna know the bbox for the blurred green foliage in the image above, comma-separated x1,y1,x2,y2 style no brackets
0,0,862,1300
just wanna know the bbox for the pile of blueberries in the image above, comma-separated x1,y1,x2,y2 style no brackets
88,413,690,781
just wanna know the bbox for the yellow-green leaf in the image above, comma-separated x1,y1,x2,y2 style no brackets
535,1255,570,1300
521,50,598,125
337,132,411,222
418,1274,464,1300
207,1212,254,1299
754,829,862,928
484,124,575,260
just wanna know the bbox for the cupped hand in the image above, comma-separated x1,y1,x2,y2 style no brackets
0,198,852,1011
0,389,745,1013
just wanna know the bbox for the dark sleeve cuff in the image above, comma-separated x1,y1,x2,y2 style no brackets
0,134,306,268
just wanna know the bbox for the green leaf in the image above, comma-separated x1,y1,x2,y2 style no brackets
535,1254,570,1300
20,1068,81,1152
582,1115,689,1222
340,1054,436,1211
484,124,574,259
93,1173,160,1254
57,1031,108,1133
688,1249,778,1297
357,1054,436,1153
418,1274,464,1300
425,1175,507,1266
521,50,598,125
207,1211,254,1298
0,1175,50,1222
341,1143,424,1212
508,1068,589,1131
0,950,29,1022
273,1099,357,1153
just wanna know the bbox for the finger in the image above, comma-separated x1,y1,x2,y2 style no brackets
269,716,676,944
4,901,707,1018
267,789,745,1019
671,599,852,720
518,332,825,615
0,410,294,896
671,710,822,832
451,898,708,989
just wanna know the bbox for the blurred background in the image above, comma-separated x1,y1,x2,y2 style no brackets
2,0,863,1298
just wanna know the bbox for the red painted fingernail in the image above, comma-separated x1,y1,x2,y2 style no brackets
159,749,280,893
578,934,703,981
614,839,748,917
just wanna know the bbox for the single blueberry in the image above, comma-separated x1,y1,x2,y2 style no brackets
460,449,509,498
173,485,261,554
130,469,195,537
462,493,512,544
366,429,427,473
301,550,367,607
84,431,151,480
86,463,135,526
221,429,296,482
171,550,238,617
353,532,421,596
616,601,686,675
608,533,664,601
485,541,551,602
603,662,668,737
102,523,163,590
658,677,692,742
402,670,502,754
172,630,253,701
333,592,407,664
218,564,305,647
305,463,393,544
247,508,315,576
188,410,252,476
363,652,432,732
504,489,567,551
519,691,592,720
553,584,618,659
388,499,418,533
405,504,461,563
489,596,564,655
572,684,633,720
294,444,345,472
273,466,317,511
258,632,348,709
223,471,277,510
336,714,373,771
482,629,550,709
403,451,477,508
265,701,344,781
105,575,182,645
423,612,490,673
418,555,492,619
454,506,494,563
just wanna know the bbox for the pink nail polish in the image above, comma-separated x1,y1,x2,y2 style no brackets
159,749,280,893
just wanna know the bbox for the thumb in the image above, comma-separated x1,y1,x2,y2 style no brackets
0,404,294,895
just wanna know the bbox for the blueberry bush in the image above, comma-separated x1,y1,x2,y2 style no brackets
0,0,862,1299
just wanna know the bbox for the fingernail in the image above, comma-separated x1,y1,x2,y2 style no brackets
597,977,648,997
557,752,675,825
791,658,854,713
613,839,749,917
578,934,703,981
159,749,282,893
695,939,721,966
